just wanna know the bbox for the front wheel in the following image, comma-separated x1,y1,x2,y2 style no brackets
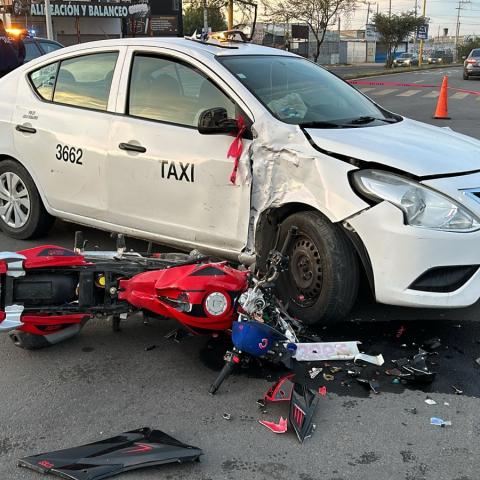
277,211,359,325
0,160,54,239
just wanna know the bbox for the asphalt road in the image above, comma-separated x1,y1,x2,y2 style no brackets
1,66,480,480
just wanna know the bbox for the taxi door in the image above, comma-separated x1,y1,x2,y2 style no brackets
12,48,125,220
107,47,253,254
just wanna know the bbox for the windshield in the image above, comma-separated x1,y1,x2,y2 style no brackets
400,54,412,58
218,55,391,126
471,49,480,58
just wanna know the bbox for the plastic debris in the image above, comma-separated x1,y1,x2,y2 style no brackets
392,378,400,384
323,373,334,381
289,384,319,443
318,386,327,396
264,374,295,402
18,428,203,480
329,366,342,374
354,353,384,366
452,385,463,395
356,378,380,394
222,413,232,421
347,367,363,378
392,349,436,384
444,402,450,406
259,417,288,434
308,367,323,379
425,398,437,405
430,417,451,427
293,341,360,361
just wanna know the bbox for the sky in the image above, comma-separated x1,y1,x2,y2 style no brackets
346,0,480,37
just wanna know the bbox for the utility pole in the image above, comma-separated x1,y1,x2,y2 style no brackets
203,0,208,32
455,0,470,62
418,0,426,66
227,0,233,30
413,0,418,54
44,0,54,40
388,0,391,17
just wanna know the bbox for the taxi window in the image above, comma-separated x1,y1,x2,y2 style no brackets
30,62,59,100
128,54,235,127
53,52,118,111
38,41,62,54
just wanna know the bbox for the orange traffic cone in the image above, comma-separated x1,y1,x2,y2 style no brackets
433,76,450,119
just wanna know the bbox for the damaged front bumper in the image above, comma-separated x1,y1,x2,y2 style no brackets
348,200,480,308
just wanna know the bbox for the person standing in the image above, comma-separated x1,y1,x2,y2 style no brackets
0,20,21,78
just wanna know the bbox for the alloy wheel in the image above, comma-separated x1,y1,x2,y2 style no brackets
0,172,31,228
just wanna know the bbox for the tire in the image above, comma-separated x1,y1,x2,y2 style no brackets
277,211,359,325
0,159,54,239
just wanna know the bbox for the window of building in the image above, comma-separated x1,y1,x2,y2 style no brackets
128,54,235,127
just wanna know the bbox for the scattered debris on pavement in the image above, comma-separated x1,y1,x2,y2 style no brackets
259,417,288,434
430,417,452,427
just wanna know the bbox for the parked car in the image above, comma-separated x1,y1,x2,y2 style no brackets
23,37,63,62
2,36,480,324
427,50,453,64
463,48,480,79
393,53,418,67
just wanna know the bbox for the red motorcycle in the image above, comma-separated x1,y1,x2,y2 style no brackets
0,233,248,349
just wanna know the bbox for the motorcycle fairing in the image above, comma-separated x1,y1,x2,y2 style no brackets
264,374,295,402
18,427,203,480
289,383,319,443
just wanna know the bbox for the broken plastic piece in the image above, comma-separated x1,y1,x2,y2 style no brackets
430,417,451,427
293,341,360,361
264,374,295,402
356,378,380,394
18,428,203,480
425,398,437,405
289,383,319,443
452,385,463,395
392,349,436,384
258,417,288,434
223,413,232,421
308,367,322,379
318,386,327,396
354,353,384,366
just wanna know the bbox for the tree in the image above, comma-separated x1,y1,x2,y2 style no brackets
183,3,227,35
264,0,356,63
373,12,426,68
458,36,480,60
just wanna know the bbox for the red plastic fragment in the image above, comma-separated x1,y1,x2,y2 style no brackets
258,417,288,434
318,386,327,397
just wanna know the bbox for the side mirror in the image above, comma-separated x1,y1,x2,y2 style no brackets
198,107,238,135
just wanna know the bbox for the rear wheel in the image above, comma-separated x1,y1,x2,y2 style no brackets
0,160,54,239
277,211,359,325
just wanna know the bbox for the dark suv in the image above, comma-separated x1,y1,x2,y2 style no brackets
463,48,480,80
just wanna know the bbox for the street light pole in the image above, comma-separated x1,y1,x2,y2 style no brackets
203,0,208,32
418,0,426,66
455,1,470,62
44,0,54,40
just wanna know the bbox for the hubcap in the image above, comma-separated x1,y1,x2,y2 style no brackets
0,172,30,229
290,235,323,307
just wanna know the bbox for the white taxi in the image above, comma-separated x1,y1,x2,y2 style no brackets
1,34,480,324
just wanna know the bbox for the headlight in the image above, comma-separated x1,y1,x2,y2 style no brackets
352,169,480,232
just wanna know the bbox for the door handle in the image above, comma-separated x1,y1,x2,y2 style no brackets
119,142,146,153
16,125,37,134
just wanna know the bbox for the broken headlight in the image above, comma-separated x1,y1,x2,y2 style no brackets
352,169,480,232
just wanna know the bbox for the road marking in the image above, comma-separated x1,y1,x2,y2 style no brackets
372,88,398,96
396,89,421,96
450,92,470,100
359,87,376,93
423,90,440,98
